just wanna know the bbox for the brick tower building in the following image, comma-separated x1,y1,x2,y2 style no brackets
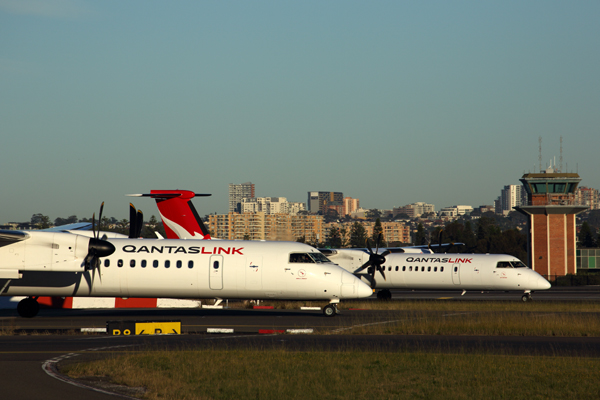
515,168,588,278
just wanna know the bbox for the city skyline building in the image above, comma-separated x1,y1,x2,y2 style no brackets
241,197,305,215
576,186,599,210
393,202,435,218
228,182,255,213
495,184,527,215
307,191,344,215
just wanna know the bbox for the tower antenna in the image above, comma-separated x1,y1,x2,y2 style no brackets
559,136,563,173
538,136,542,172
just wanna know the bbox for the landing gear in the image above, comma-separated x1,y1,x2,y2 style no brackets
521,293,533,302
323,304,339,317
17,297,40,318
376,289,392,301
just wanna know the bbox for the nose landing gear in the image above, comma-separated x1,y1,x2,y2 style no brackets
521,291,533,302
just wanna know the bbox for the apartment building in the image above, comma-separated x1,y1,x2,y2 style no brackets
228,182,255,213
208,213,323,242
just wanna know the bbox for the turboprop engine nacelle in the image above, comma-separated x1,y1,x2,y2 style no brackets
0,231,113,273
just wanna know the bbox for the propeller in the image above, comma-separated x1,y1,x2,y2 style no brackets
427,229,445,253
354,234,390,287
129,203,144,238
84,202,115,271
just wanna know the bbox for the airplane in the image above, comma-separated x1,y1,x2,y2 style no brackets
321,244,551,302
138,190,551,302
0,216,372,318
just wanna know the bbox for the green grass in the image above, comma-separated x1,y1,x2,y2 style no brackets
327,310,600,336
269,299,600,313
64,349,600,400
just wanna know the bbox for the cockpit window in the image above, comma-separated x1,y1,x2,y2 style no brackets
497,261,529,268
289,253,315,263
309,252,331,263
289,253,331,263
511,261,528,268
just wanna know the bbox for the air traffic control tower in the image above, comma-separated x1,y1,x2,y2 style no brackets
515,168,588,278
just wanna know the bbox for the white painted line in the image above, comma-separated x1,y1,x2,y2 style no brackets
300,307,321,310
207,328,234,334
202,305,224,309
80,327,107,333
286,329,313,334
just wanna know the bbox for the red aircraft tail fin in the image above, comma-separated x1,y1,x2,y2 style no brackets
128,190,211,240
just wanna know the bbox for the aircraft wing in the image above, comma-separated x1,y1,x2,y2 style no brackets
42,222,93,232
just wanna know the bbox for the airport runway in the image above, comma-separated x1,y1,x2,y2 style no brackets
1,286,600,399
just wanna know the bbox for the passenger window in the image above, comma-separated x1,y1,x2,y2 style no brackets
421,266,425,272
104,259,110,267
395,266,399,272
428,266,431,272
176,260,182,269
165,260,170,269
213,261,219,269
153,260,159,268
402,266,406,271
388,266,391,271
454,266,458,272
188,260,194,269
141,260,147,268
409,266,412,271
434,267,437,272
130,260,135,268
441,266,444,272
118,259,123,268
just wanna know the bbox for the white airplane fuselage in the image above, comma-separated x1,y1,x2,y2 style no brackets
0,232,372,302
328,250,551,292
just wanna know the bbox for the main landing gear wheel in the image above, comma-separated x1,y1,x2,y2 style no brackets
17,297,40,318
521,293,532,302
323,304,338,317
376,289,392,301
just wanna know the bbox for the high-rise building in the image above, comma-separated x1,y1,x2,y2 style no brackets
229,182,255,213
343,197,360,216
497,185,526,215
307,191,343,214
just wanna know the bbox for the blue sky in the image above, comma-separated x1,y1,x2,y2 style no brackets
1,0,599,223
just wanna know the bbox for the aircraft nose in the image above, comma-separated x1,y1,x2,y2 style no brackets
356,278,373,299
537,275,551,290
531,273,551,290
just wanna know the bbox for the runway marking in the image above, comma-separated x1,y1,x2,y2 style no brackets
330,311,476,333
41,334,266,397
42,344,140,399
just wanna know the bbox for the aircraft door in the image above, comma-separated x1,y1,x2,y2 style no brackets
452,263,461,285
209,255,223,290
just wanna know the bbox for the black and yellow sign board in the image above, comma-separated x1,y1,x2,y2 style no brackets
107,320,181,336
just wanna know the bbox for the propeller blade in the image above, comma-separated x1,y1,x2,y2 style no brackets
135,209,143,238
129,203,137,239
378,265,386,281
91,212,96,240
354,260,372,274
97,202,104,239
